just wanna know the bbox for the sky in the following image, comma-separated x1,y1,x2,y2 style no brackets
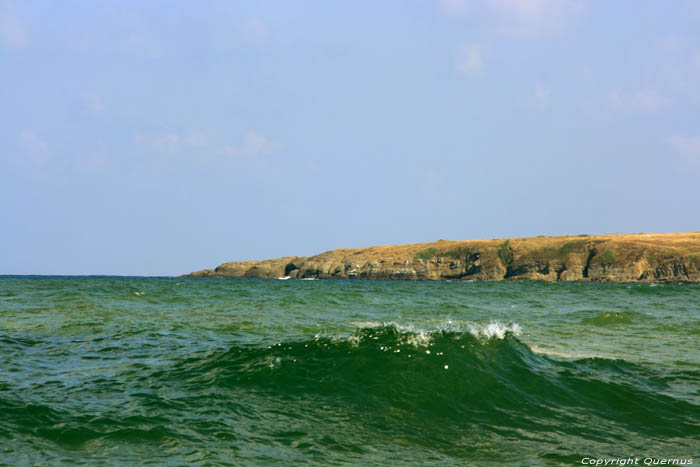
1,0,699,276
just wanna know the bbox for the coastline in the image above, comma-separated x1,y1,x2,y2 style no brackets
183,232,700,283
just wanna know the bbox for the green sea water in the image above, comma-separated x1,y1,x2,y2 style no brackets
1,276,698,466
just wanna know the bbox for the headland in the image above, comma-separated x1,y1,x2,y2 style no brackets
184,232,700,283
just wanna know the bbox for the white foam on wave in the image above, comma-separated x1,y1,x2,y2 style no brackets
530,345,596,360
348,319,521,343
349,321,383,328
468,321,521,340
348,321,433,347
404,329,433,347
277,276,291,280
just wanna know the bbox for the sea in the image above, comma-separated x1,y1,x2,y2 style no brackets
1,276,698,466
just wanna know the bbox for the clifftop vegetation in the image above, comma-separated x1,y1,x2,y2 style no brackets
185,232,700,283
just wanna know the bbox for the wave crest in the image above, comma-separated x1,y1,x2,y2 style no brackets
468,321,521,339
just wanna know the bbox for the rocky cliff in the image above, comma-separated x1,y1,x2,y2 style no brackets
184,232,700,283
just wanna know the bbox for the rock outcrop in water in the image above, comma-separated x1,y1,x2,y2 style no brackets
184,232,700,283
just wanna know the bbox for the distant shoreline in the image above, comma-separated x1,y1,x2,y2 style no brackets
183,232,700,283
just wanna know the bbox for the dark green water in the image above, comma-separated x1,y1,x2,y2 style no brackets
1,277,698,465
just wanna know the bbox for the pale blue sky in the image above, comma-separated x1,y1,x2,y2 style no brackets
2,0,699,275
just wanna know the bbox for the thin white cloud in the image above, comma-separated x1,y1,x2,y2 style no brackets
0,1,26,48
76,153,109,173
124,32,160,58
186,129,208,147
668,136,700,162
654,36,700,100
304,160,321,174
221,131,275,158
136,130,274,159
609,90,669,113
488,0,583,36
154,133,179,153
242,19,267,44
455,44,483,77
634,91,669,111
135,132,180,153
19,130,48,165
657,35,683,53
112,9,161,58
85,93,104,116
440,0,469,17
535,84,550,107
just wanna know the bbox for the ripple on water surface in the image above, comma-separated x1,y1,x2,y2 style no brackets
0,277,698,464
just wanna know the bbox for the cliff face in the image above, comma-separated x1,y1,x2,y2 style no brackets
185,233,700,283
